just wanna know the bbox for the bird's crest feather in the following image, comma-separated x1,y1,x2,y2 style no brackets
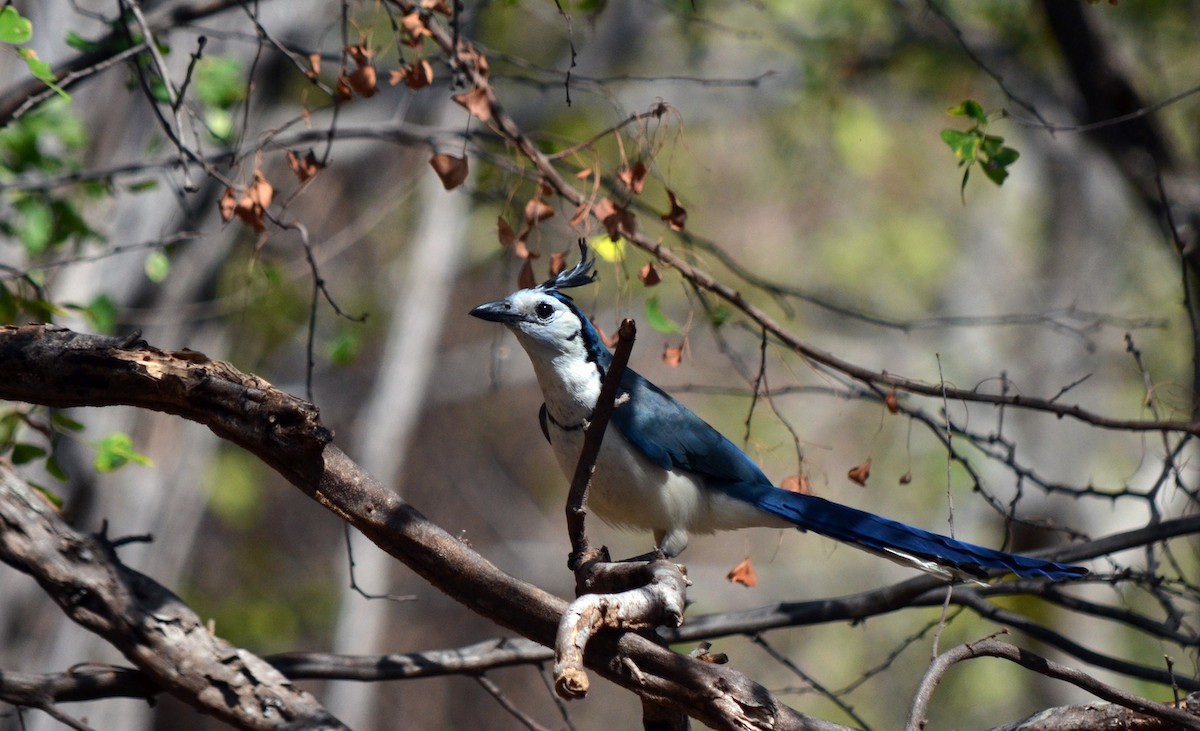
534,241,596,296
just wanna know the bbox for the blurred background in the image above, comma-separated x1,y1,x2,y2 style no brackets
1,0,1197,728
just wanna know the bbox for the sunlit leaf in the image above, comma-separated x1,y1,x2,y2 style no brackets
946,99,986,124
940,129,978,163
0,7,33,44
145,251,170,283
94,432,153,473
726,557,757,588
847,458,871,486
592,234,625,262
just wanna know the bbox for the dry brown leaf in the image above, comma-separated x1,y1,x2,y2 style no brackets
347,45,372,66
662,188,687,231
639,262,662,287
780,475,812,494
847,458,872,486
218,187,238,223
603,207,637,239
452,86,492,122
517,258,536,289
409,59,434,89
348,65,377,97
429,153,469,190
726,557,757,588
899,471,912,485
662,343,683,368
884,390,899,414
401,12,430,46
497,216,516,248
524,197,554,224
549,251,567,277
593,197,616,224
512,236,537,261
286,149,322,184
619,160,647,195
421,0,452,15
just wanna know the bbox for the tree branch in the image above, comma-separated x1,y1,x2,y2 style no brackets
906,638,1200,731
0,465,346,730
0,324,838,731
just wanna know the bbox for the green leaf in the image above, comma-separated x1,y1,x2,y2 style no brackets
990,146,1020,167
940,129,978,164
15,197,53,254
981,160,1010,186
11,443,46,465
84,294,118,334
645,295,682,334
17,49,69,100
144,251,170,283
327,331,361,366
94,432,153,472
947,99,986,124
65,31,100,53
51,412,86,432
195,56,246,109
0,7,33,44
44,455,68,482
980,134,1007,157
0,283,17,322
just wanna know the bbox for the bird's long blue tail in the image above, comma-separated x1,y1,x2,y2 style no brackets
736,483,1087,580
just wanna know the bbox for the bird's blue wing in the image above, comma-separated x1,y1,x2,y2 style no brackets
608,369,1085,581
610,368,770,486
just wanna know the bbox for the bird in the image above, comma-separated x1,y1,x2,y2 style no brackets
470,244,1087,581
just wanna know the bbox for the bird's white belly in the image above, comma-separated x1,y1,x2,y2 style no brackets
546,422,781,550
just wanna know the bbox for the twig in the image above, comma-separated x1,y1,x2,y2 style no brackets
905,638,1200,731
565,318,636,569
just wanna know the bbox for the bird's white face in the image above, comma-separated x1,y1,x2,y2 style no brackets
471,290,586,360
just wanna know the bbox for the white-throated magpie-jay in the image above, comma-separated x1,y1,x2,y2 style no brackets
471,245,1086,581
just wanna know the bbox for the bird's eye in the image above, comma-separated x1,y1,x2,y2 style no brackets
534,302,555,320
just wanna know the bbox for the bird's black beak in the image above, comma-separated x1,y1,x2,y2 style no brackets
470,299,522,324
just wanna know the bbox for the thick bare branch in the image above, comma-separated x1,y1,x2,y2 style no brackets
0,465,346,730
0,324,839,731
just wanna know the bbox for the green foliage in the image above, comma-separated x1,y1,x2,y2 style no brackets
194,56,245,142
93,432,153,472
645,295,682,334
206,449,265,529
940,98,1020,201
144,251,171,283
326,330,362,366
63,294,119,334
0,102,100,259
0,7,33,44
0,7,69,100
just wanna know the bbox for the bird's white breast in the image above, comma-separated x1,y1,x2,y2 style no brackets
544,416,783,555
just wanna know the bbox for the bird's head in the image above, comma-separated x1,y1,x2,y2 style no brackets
470,242,609,363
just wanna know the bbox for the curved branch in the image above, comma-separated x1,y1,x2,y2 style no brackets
0,324,840,731
0,466,346,730
905,639,1200,731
